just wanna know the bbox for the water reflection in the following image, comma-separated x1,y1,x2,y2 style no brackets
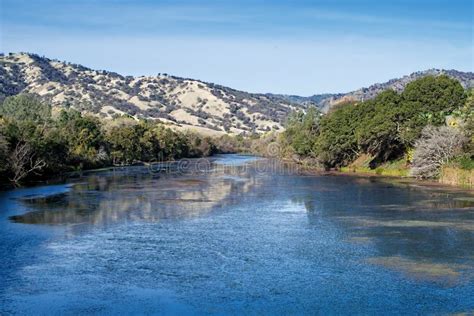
9,158,474,274
297,176,474,285
2,155,474,313
10,159,267,227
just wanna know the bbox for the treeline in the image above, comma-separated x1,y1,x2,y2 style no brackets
279,75,473,178
1,75,471,186
0,94,239,186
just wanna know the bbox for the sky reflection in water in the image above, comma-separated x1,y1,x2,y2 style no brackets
0,154,473,314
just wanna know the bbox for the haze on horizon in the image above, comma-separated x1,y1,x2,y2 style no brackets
0,0,472,96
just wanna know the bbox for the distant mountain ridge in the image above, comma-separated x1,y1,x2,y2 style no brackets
270,69,474,112
1,52,473,135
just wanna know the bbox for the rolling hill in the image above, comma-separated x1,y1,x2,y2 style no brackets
0,53,303,135
1,52,473,135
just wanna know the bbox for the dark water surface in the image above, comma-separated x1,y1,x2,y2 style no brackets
1,155,473,314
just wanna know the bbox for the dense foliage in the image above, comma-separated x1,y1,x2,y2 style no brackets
0,94,219,185
1,75,471,185
281,75,472,177
280,107,321,157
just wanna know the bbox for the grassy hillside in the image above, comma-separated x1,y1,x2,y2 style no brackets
0,53,304,135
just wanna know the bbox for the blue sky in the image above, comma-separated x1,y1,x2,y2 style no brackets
1,0,472,95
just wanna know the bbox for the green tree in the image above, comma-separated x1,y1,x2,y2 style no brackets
106,122,144,165
283,106,321,156
456,89,474,156
57,110,105,167
398,75,466,144
0,94,51,123
153,125,190,160
356,90,403,162
316,103,365,167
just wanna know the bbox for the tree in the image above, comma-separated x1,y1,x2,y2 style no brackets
282,106,321,157
282,76,468,171
0,118,8,171
410,126,467,178
316,102,366,167
0,133,8,174
8,142,46,185
57,110,106,167
458,89,474,155
185,133,216,157
0,94,51,123
106,122,144,165
398,75,466,145
356,90,404,163
152,125,190,160
0,95,226,184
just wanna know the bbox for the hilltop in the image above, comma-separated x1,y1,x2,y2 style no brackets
1,53,473,134
0,53,302,135
274,69,474,112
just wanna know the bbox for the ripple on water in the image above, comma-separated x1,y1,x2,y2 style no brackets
1,155,474,314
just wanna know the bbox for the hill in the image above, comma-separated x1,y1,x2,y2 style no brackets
271,69,474,112
0,53,303,135
1,53,473,134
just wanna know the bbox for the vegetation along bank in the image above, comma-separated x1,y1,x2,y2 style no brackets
0,75,472,188
276,75,473,188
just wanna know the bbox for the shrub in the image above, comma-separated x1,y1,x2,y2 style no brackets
410,126,467,178
452,154,474,170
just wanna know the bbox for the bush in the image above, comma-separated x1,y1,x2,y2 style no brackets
452,154,474,170
410,126,467,178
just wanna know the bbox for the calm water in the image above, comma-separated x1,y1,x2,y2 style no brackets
0,155,473,315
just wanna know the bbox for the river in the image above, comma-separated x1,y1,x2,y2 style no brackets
0,154,473,314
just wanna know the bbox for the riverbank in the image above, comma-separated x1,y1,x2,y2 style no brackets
0,157,205,190
339,165,473,190
439,167,474,188
281,156,473,190
2,153,472,191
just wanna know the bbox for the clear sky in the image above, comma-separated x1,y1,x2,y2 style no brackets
1,0,472,95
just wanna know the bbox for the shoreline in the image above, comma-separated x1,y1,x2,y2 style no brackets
1,154,472,193
280,158,474,192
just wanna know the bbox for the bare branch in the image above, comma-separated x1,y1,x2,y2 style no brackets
8,143,46,185
410,126,467,179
